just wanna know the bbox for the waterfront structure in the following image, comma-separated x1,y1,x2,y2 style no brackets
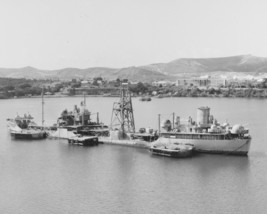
74,87,119,95
152,81,173,87
81,80,90,88
176,76,227,87
110,83,135,135
100,83,158,145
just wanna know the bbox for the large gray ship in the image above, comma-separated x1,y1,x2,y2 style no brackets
154,107,251,155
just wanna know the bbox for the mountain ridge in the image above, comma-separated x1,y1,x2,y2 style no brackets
1,55,267,82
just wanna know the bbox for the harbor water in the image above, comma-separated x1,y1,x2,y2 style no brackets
0,97,267,214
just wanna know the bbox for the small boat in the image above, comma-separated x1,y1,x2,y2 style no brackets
7,114,47,140
149,143,194,158
139,96,152,101
68,135,99,146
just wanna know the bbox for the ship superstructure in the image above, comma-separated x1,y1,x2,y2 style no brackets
48,94,109,139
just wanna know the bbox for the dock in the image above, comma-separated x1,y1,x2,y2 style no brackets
99,137,151,148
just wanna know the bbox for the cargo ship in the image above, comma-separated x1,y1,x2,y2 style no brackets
154,107,251,155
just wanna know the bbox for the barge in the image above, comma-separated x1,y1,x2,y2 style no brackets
68,135,98,146
149,143,194,158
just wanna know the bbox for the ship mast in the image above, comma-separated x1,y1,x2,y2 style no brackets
82,92,86,126
42,86,44,128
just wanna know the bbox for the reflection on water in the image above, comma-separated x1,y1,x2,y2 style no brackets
0,97,267,214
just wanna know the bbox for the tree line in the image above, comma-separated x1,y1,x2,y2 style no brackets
1,77,267,99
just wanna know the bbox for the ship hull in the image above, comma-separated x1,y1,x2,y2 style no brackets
7,118,47,140
154,137,251,156
11,131,47,140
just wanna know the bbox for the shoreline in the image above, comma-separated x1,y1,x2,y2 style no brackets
1,94,267,100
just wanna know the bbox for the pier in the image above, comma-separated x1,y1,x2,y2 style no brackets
99,136,151,148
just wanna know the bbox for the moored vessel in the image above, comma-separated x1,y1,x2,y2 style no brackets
6,88,47,140
149,142,194,158
56,106,109,136
139,96,152,101
48,94,109,140
7,114,47,139
155,107,251,155
68,135,99,146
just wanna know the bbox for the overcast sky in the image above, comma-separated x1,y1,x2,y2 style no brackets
0,0,266,69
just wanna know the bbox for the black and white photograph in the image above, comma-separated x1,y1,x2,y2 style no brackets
0,0,266,213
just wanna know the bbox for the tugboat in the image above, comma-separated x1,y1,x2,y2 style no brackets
149,142,195,158
7,114,47,139
155,107,251,155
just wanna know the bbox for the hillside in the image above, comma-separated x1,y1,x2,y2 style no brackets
0,66,172,82
142,55,267,75
1,55,267,82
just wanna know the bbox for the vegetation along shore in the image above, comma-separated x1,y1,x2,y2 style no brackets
1,77,267,99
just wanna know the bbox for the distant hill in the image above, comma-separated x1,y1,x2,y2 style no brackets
142,55,267,75
0,66,172,82
1,55,267,82
0,66,119,80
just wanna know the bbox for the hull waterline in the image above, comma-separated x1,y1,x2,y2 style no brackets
154,137,251,156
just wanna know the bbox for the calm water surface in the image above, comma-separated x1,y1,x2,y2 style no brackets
0,97,267,214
